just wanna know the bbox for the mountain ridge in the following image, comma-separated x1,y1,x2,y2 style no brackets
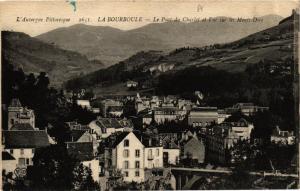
63,13,295,93
36,14,283,66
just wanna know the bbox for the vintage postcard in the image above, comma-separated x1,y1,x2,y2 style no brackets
0,0,299,190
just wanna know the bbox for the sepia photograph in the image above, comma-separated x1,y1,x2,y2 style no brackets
0,0,299,190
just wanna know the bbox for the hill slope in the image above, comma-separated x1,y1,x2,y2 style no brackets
64,13,295,94
37,15,283,66
2,31,105,86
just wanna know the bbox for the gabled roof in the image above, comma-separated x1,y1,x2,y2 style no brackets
163,140,180,149
106,132,131,148
9,98,22,107
11,123,35,131
2,151,15,160
105,131,160,148
3,130,50,149
95,118,125,129
66,142,94,161
69,130,87,142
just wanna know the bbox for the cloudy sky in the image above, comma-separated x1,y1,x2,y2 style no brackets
0,0,298,36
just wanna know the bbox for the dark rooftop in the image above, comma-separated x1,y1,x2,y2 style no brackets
191,107,218,112
2,151,15,160
3,130,50,149
69,130,87,142
11,123,35,131
66,142,94,161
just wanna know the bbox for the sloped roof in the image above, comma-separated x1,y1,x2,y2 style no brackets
95,118,123,129
11,123,35,131
105,131,160,148
10,98,22,107
2,151,15,160
66,142,94,161
3,130,50,149
69,130,87,142
163,140,180,149
105,131,130,148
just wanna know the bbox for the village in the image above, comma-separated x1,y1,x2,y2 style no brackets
2,80,297,190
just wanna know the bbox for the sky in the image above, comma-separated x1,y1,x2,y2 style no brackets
0,0,298,36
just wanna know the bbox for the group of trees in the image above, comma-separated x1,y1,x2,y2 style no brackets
2,62,100,190
157,58,295,132
64,60,152,91
2,62,97,139
2,61,70,129
26,145,99,190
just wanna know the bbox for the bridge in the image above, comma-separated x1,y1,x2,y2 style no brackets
170,167,298,190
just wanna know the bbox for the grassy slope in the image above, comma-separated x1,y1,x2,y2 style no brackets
2,31,105,87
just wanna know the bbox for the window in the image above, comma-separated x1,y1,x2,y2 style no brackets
9,149,13,154
135,161,140,168
124,139,129,147
20,149,24,155
155,159,159,167
148,149,153,158
123,150,129,157
26,158,30,165
156,149,160,156
124,171,129,177
18,158,25,166
124,161,129,169
135,171,140,177
135,149,140,157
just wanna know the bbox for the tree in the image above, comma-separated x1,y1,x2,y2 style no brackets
72,164,99,191
29,145,99,190
29,145,77,190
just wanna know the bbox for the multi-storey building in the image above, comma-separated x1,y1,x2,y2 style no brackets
135,97,151,114
2,127,51,173
271,126,295,145
8,98,35,130
103,132,163,183
88,117,133,140
206,118,254,164
162,140,180,166
153,106,185,124
144,139,163,169
226,103,269,116
100,99,123,117
188,107,218,127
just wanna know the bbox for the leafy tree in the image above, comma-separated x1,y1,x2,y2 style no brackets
72,164,99,191
29,145,77,190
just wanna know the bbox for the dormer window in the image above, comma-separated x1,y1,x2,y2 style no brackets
124,139,129,147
